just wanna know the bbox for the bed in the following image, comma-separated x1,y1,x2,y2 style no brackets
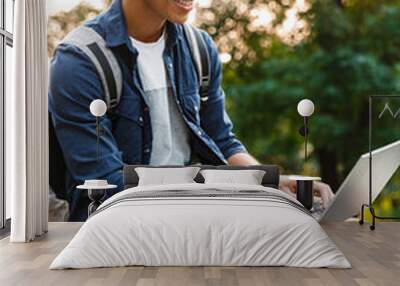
50,165,350,269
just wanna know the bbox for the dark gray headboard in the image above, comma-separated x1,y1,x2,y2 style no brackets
123,165,280,189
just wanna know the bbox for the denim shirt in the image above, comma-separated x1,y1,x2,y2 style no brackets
48,0,247,209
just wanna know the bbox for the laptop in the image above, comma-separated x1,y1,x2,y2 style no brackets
312,140,400,222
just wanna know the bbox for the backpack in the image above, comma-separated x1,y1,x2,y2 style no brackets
49,24,211,200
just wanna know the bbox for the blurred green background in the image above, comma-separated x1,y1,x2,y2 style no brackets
48,0,400,220
195,0,400,220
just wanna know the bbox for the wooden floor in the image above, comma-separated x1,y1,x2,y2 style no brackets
0,222,399,286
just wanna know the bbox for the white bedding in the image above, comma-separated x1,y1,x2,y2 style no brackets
50,183,351,269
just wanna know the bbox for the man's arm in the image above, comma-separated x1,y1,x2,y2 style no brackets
199,32,261,166
199,32,248,160
49,44,124,193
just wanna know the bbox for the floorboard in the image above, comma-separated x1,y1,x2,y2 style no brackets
0,222,399,286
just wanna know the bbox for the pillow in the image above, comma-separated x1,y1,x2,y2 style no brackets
135,167,201,186
200,169,266,185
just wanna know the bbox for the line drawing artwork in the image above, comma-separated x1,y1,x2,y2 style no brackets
395,107,400,119
378,102,400,119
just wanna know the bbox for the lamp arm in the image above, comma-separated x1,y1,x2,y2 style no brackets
96,116,100,162
304,116,308,163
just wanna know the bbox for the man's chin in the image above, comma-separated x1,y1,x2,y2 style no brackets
167,14,190,24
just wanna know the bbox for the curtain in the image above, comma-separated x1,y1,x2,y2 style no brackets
6,0,48,242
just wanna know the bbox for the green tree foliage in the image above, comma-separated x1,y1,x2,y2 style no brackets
198,0,400,192
48,0,112,57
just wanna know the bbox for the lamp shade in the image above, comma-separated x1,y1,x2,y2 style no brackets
297,99,315,117
90,99,107,117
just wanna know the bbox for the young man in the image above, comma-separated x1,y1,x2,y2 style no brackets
49,0,333,221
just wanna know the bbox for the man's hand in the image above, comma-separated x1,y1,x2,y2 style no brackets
279,175,335,209
227,152,260,165
226,154,335,209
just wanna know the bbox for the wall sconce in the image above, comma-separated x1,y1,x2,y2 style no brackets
89,99,107,162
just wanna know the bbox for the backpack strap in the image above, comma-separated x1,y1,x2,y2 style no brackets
60,25,210,110
182,24,211,103
61,26,122,110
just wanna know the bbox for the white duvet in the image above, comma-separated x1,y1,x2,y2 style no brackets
50,183,351,269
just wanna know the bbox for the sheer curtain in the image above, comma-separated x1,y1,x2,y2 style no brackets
6,0,48,242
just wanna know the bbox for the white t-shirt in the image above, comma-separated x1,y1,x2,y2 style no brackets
131,31,191,165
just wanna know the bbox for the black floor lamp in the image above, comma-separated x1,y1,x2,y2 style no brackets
359,95,400,230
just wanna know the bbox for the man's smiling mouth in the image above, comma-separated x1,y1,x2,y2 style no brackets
173,0,194,12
